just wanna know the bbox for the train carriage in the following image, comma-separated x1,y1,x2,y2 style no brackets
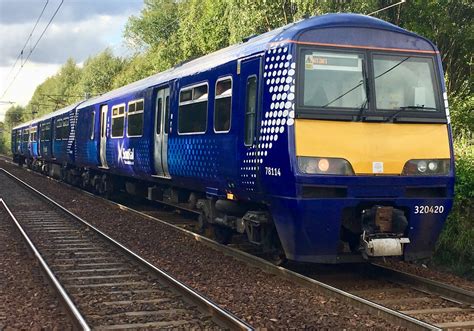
12,121,37,163
12,13,454,263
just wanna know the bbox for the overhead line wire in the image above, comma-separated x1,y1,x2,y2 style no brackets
3,0,49,83
1,0,64,100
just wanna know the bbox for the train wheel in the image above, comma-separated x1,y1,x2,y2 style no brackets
269,250,287,266
213,224,233,245
197,213,207,234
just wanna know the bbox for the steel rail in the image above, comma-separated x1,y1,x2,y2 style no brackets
0,198,91,331
0,160,446,330
370,263,474,305
82,201,442,330
4,155,471,328
0,168,252,331
0,164,440,330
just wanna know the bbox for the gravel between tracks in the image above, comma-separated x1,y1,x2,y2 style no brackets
1,163,406,328
0,206,73,329
380,259,474,291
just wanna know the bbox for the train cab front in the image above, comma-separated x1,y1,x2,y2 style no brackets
283,118,455,263
266,34,454,263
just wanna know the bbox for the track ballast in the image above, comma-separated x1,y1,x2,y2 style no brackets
0,168,251,330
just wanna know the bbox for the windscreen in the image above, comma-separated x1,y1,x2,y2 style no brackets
373,55,438,111
302,51,366,109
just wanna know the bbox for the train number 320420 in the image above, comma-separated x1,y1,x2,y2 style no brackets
414,205,444,214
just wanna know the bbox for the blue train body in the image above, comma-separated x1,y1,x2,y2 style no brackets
12,14,454,263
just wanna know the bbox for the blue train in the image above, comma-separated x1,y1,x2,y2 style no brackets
12,14,454,263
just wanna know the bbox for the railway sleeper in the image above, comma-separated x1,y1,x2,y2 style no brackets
17,158,285,261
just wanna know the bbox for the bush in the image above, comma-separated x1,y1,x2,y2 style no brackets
434,137,474,278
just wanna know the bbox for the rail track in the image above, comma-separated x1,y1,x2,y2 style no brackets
2,157,474,330
0,168,251,330
298,263,474,330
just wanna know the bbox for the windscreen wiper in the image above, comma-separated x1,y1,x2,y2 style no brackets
356,74,370,121
356,63,370,122
321,80,363,108
385,105,437,122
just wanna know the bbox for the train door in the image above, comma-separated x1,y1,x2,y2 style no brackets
240,56,262,187
99,105,108,168
153,87,171,178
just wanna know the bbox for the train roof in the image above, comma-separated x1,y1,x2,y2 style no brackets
12,120,34,130
14,13,437,130
78,13,434,109
12,101,84,130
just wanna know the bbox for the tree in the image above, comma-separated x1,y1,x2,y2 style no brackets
26,58,83,121
0,105,26,155
79,49,126,97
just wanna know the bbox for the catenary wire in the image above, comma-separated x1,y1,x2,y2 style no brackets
1,0,64,100
3,0,49,83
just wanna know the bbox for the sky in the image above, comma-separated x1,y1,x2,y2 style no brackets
0,0,144,121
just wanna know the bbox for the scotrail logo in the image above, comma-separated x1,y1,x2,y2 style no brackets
118,142,134,165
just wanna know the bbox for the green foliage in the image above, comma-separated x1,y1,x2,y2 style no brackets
124,0,179,50
79,49,127,97
399,0,473,98
25,58,83,122
0,105,25,155
0,122,7,154
112,47,169,87
450,94,474,139
435,138,474,277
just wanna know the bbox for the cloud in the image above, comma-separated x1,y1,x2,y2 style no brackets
0,0,143,25
0,0,143,66
0,15,130,66
0,62,61,120
0,0,144,113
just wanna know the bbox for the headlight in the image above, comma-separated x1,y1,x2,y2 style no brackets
402,159,450,175
298,156,354,175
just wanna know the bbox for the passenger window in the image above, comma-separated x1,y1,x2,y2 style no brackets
178,83,208,134
90,111,95,140
23,129,29,142
62,118,69,140
127,99,144,137
111,105,125,138
43,123,50,141
214,78,232,132
156,97,162,135
55,120,62,140
244,76,257,146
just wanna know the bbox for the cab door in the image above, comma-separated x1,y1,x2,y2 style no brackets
153,87,171,178
99,105,108,168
